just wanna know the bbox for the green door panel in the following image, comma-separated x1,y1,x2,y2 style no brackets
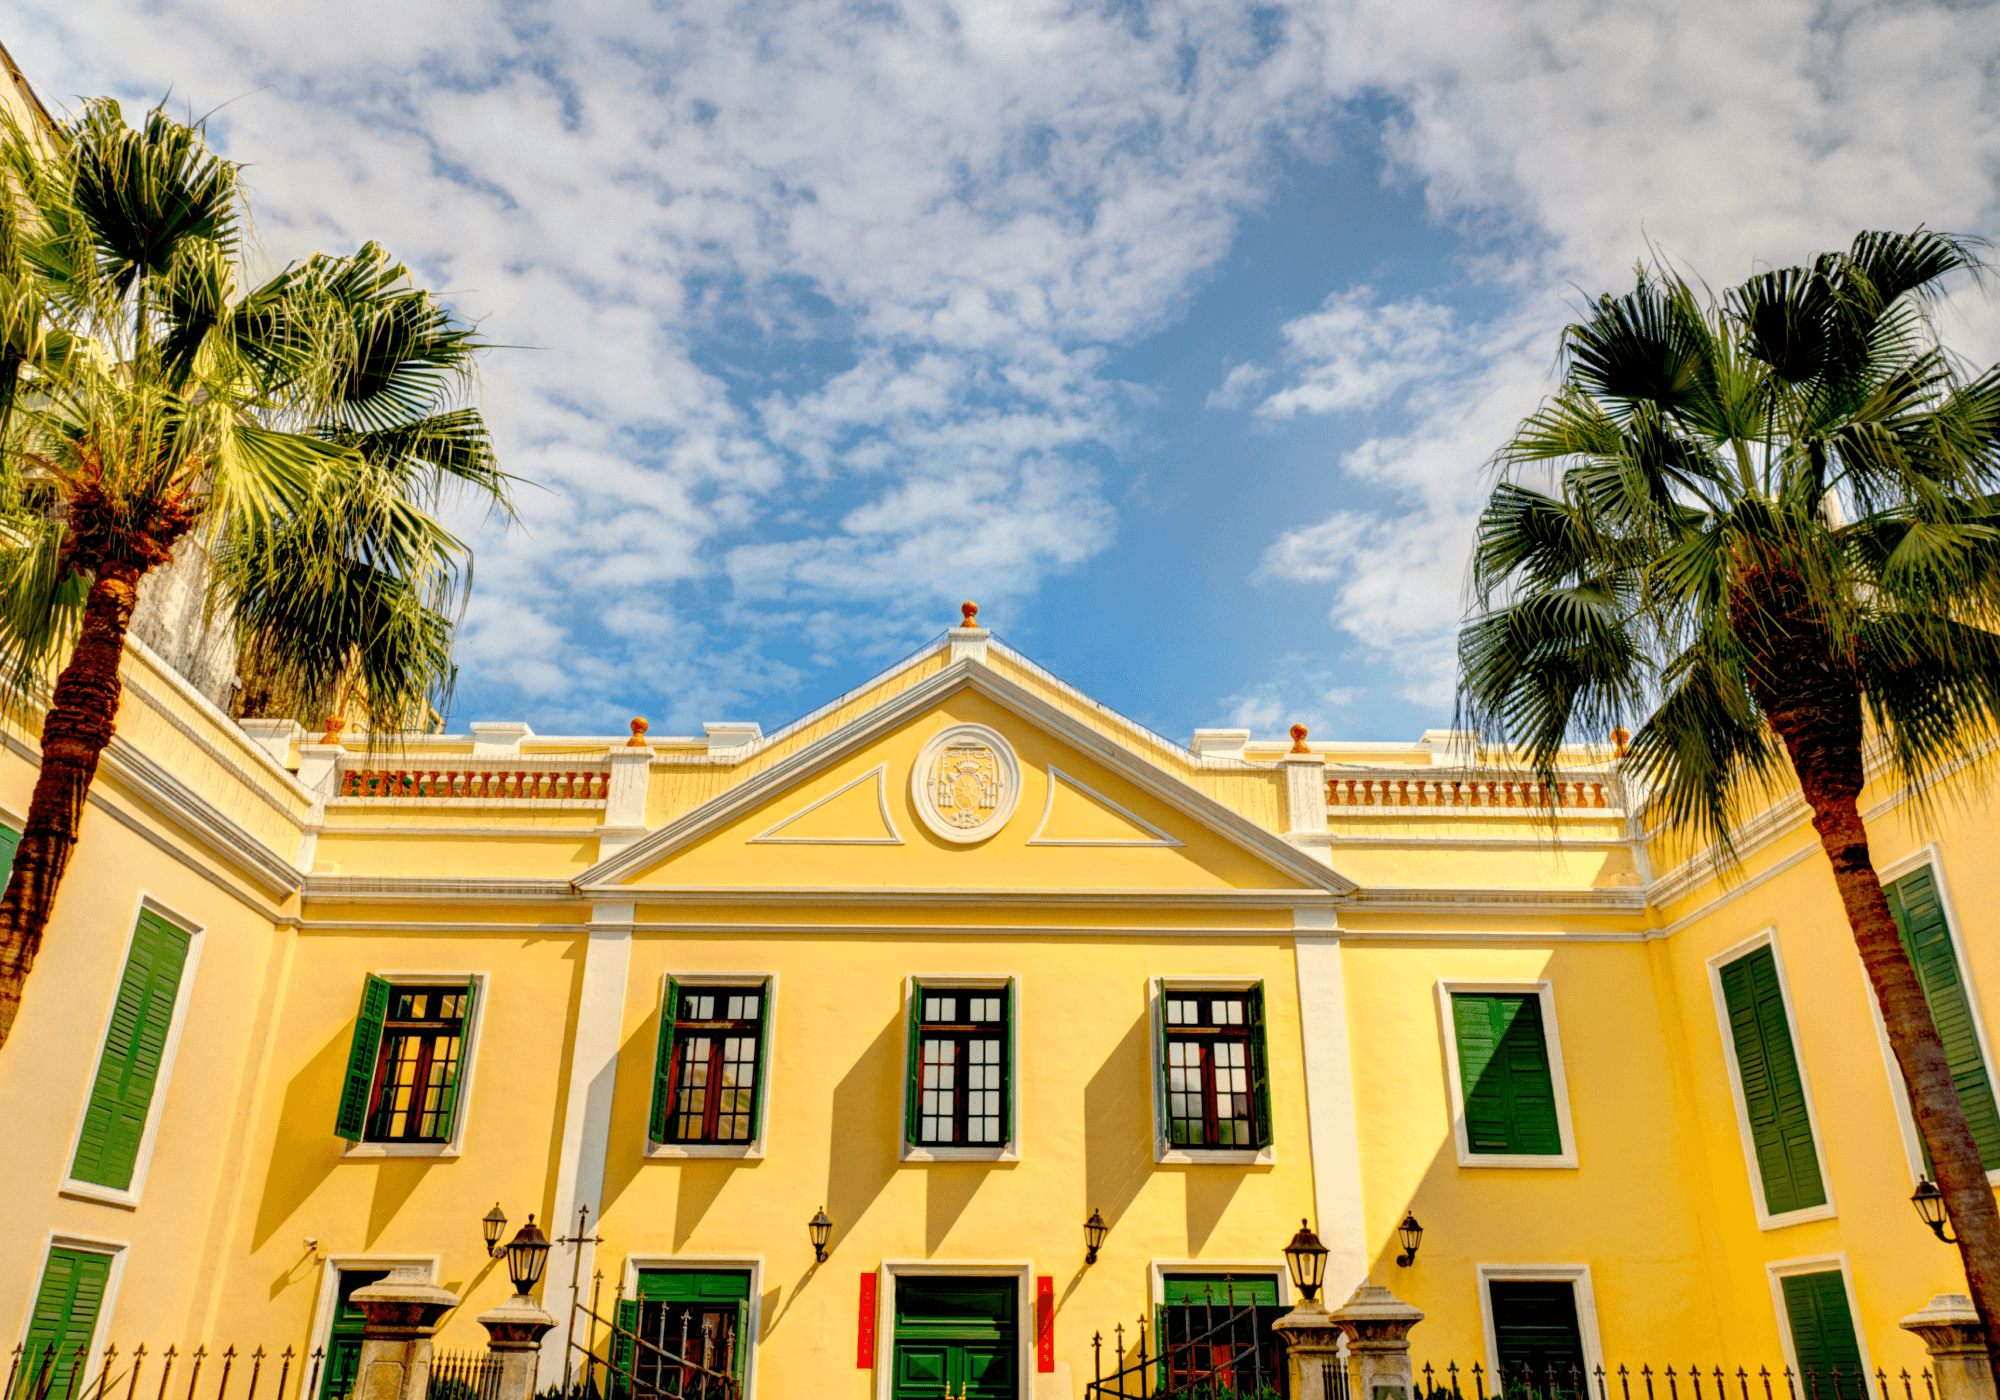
892,1277,1018,1400
1161,1273,1280,1307
895,1344,951,1397
25,1247,111,1395
1489,1280,1586,1382
637,1269,753,1302
895,1276,1017,1328
1782,1271,1866,1400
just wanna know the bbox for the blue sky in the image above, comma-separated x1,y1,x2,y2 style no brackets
14,0,2000,742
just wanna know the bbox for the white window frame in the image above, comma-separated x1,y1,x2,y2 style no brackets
16,1231,130,1386
620,1255,765,1399
1149,976,1277,1166
58,894,206,1209
1706,929,1839,1230
647,973,778,1160
1437,981,1578,1169
1865,845,2000,1187
1475,1264,1602,1381
1767,1254,1875,1383
307,1255,439,1367
339,972,489,1159
900,975,1020,1163
871,1261,1033,1400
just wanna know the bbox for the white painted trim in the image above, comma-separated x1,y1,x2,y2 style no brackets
1294,937,1367,1299
306,1256,439,1367
911,723,1023,845
1436,981,1579,1169
1859,845,2000,1188
1474,1265,1602,1380
1028,766,1182,847
1149,977,1278,1166
898,975,1021,1162
57,895,207,1210
747,765,902,845
1704,930,1839,1230
16,1231,130,1381
1147,1261,1291,1306
1766,1254,1875,1382
619,1256,765,1399
872,1261,1034,1400
336,971,490,1160
645,972,776,1159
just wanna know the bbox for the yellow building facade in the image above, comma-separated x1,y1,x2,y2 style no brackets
1,615,1991,1397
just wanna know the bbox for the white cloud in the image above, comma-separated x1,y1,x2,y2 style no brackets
1255,287,1459,419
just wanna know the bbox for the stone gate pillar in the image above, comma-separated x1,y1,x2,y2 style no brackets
1272,1297,1346,1400
1901,1295,2000,1400
1328,1282,1425,1400
350,1265,460,1400
477,1295,557,1400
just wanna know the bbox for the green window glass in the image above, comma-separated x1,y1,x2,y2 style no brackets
1452,992,1564,1157
333,978,476,1144
1157,982,1272,1150
1719,945,1827,1215
1885,867,2000,1169
70,910,192,1189
1781,1271,1866,1400
648,980,770,1145
904,983,1012,1148
24,1246,111,1395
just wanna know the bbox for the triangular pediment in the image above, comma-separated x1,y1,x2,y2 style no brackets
579,654,1352,898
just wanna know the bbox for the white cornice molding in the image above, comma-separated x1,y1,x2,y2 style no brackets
575,657,1356,895
1341,885,1648,916
621,885,1332,908
301,875,576,904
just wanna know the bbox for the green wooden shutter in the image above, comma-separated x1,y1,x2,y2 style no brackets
611,1297,639,1399
750,978,771,1141
1887,868,2000,1168
1153,977,1170,1149
1782,1271,1865,1399
335,975,392,1141
648,977,681,1143
70,911,193,1188
0,823,20,882
1452,992,1563,1156
1719,946,1827,1214
25,1246,110,1392
904,978,926,1146
1245,982,1273,1149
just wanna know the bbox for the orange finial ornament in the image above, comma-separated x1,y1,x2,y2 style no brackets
1612,727,1630,758
961,601,980,628
628,717,650,748
321,716,341,744
1289,724,1310,754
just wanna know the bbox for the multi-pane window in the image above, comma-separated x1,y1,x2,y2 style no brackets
904,981,1013,1150
335,976,477,1145
1158,984,1271,1151
649,980,770,1146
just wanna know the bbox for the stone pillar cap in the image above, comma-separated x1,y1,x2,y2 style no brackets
478,1296,558,1327
1901,1294,1982,1329
351,1263,460,1310
1330,1282,1426,1327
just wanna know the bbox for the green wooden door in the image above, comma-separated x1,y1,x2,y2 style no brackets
1489,1280,1586,1393
1781,1272,1866,1400
892,1276,1018,1400
318,1269,389,1400
25,1247,111,1395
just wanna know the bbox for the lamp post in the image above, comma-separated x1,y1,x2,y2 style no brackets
1395,1212,1423,1267
1912,1179,1958,1242
809,1208,832,1263
483,1203,509,1258
1284,1220,1329,1304
1084,1209,1109,1265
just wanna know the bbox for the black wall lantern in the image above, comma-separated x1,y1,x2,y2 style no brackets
504,1215,550,1296
1084,1208,1109,1265
1395,1211,1423,1267
809,1207,833,1262
483,1203,509,1258
1284,1220,1329,1303
1912,1178,1957,1243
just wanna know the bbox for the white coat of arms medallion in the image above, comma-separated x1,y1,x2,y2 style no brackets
911,723,1022,843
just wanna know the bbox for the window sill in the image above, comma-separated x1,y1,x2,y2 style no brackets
901,1144,1019,1163
340,1141,462,1159
1759,1203,1838,1231
1155,1146,1275,1166
1456,1152,1577,1169
59,1180,139,1210
646,1142,765,1160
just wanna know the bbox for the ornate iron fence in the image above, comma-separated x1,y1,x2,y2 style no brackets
2,1345,313,1400
1086,1294,1290,1399
425,1352,502,1400
1412,1361,1937,1400
557,1274,739,1400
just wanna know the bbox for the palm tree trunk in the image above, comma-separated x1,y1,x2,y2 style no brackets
1764,687,2000,1374
0,559,147,1046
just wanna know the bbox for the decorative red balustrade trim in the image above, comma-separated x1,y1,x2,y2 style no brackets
339,768,612,800
1327,775,1613,809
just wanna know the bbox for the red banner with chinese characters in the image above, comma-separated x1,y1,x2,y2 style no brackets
1036,1275,1054,1372
857,1272,878,1368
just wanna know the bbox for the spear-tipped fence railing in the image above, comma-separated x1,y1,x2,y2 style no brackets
3,1346,312,1400
1086,1283,1290,1399
1411,1361,1937,1400
424,1352,502,1400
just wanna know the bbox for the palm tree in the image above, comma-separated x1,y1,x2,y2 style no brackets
1457,230,2000,1355
0,98,513,1045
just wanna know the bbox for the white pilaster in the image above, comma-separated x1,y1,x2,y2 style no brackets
597,749,654,862
1293,923,1368,1301
948,626,991,665
539,901,636,1389
292,742,344,873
